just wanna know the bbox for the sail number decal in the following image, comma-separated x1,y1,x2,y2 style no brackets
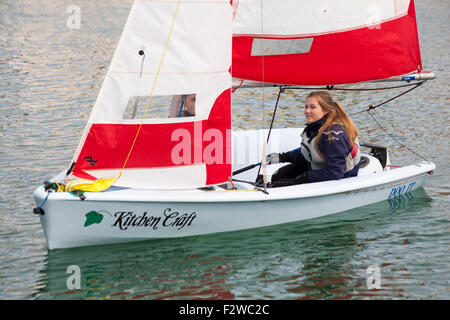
388,182,416,199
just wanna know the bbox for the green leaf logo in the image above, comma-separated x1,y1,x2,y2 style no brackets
84,211,104,227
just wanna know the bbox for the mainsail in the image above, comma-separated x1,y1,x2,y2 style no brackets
69,0,232,189
232,0,422,85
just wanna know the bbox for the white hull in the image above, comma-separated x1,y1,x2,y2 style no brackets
33,128,435,249
34,155,435,249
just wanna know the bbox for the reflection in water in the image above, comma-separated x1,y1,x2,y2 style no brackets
388,192,416,210
36,235,238,300
32,189,432,300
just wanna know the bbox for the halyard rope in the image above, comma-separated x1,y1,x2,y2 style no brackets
120,0,182,177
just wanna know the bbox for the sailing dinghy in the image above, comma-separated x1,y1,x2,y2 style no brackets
33,0,435,249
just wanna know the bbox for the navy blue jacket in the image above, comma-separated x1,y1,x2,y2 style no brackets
281,116,359,182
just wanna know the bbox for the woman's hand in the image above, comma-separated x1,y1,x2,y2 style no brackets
265,153,280,164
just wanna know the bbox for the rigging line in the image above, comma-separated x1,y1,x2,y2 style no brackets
367,110,430,164
119,0,182,176
255,87,283,181
349,81,425,116
265,87,283,143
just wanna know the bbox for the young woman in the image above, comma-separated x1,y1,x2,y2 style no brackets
264,91,361,187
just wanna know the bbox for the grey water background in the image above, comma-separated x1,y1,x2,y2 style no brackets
0,0,448,299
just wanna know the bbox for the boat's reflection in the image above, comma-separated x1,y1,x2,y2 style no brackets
32,188,431,300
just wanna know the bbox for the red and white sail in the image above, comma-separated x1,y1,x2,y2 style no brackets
68,0,424,190
69,0,232,189
232,0,422,85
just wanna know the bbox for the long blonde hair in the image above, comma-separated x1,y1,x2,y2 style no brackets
306,91,358,148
